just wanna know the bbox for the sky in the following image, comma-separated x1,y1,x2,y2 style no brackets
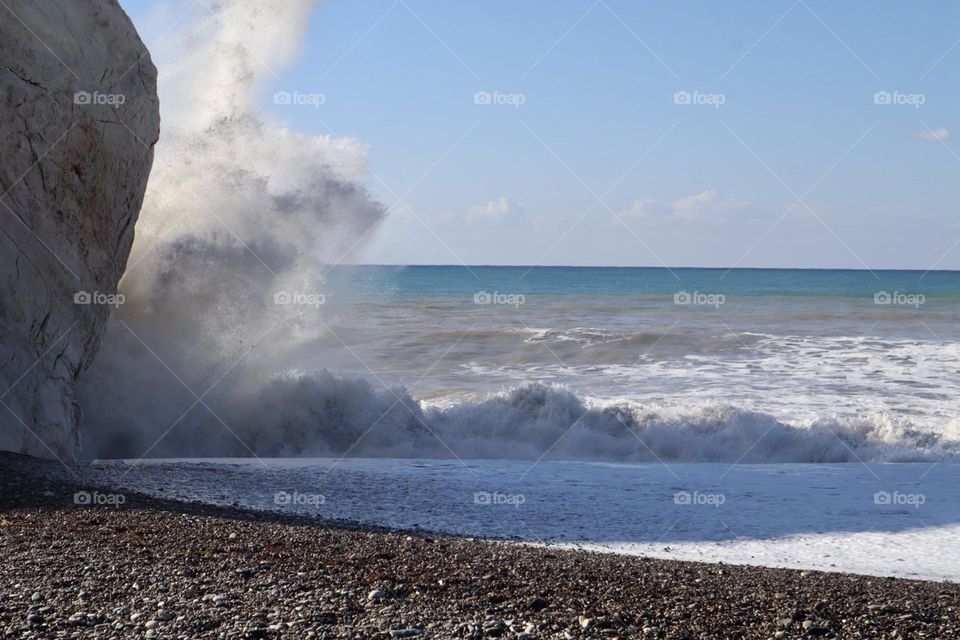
119,0,960,270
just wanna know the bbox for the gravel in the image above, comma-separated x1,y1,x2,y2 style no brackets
1,452,958,639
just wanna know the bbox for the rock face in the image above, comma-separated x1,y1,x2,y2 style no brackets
0,1,159,460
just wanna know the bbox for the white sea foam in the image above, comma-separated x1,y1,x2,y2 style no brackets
82,369,960,461
452,330,960,434
87,458,960,581
521,327,629,346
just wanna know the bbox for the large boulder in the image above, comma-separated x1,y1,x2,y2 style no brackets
0,0,159,460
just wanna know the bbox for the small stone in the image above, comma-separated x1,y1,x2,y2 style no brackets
579,616,593,629
26,614,44,625
389,629,423,638
527,596,548,611
483,620,505,636
316,612,337,625
156,610,173,622
145,620,158,629
368,589,386,601
30,592,42,602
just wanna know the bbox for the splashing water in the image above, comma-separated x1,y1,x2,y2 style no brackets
79,0,386,457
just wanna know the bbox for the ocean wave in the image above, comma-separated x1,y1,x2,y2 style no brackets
83,372,960,463
521,327,629,346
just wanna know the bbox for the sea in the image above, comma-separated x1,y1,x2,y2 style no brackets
310,265,960,461
90,266,960,580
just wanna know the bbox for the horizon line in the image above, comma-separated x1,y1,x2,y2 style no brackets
334,264,960,273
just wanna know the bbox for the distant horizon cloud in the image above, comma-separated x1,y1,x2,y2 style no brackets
467,196,512,222
625,190,748,222
915,128,950,142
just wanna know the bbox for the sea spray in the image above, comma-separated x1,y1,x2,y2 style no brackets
79,0,386,456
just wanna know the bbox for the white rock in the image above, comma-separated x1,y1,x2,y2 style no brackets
0,0,159,459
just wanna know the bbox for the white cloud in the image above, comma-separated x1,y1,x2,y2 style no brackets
915,128,950,142
625,198,672,219
625,190,747,222
467,196,512,221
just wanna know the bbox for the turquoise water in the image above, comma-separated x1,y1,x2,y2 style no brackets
326,265,960,299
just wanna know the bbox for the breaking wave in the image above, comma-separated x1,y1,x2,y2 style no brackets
85,375,960,463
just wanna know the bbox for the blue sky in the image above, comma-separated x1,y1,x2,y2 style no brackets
121,1,960,269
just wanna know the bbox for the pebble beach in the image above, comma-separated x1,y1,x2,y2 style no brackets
1,453,958,639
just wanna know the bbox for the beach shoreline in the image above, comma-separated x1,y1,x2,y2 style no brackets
2,452,958,638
